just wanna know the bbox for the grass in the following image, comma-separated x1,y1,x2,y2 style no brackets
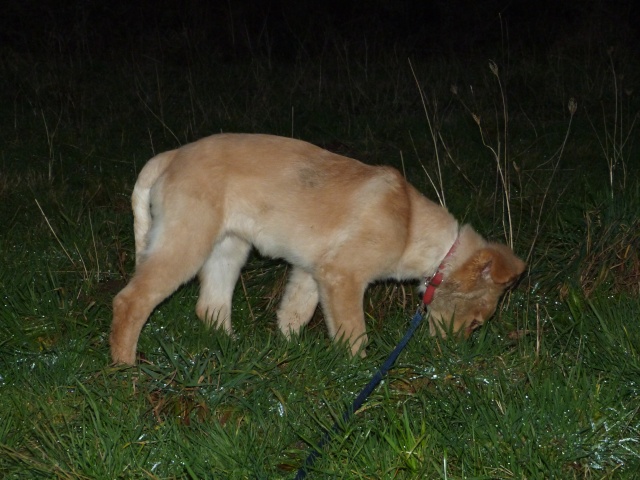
2,12,640,479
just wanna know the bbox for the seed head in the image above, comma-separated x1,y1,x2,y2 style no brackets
489,60,499,76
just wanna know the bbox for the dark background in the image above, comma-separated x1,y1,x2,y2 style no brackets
3,0,638,60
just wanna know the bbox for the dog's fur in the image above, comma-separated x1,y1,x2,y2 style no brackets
111,133,525,364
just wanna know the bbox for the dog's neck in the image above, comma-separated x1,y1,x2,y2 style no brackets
422,234,459,305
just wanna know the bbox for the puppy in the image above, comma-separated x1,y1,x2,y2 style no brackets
111,134,525,364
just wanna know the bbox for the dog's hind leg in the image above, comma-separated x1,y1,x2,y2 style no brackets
277,267,319,337
196,235,251,332
110,199,221,365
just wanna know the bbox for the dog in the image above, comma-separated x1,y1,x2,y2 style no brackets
110,133,525,364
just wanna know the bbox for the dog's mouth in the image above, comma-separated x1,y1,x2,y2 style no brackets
464,319,482,337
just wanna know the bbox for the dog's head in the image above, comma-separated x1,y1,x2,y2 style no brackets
426,228,526,338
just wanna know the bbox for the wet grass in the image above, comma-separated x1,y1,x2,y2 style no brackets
1,23,640,479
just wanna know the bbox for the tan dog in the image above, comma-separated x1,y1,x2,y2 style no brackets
110,134,525,364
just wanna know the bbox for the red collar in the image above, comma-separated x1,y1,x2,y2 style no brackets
422,236,459,305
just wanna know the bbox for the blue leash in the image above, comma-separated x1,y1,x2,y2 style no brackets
294,305,426,479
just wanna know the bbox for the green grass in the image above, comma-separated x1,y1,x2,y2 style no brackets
1,20,640,479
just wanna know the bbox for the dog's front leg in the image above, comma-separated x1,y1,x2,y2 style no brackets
317,269,368,357
277,267,320,337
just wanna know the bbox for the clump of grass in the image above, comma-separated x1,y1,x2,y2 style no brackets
573,190,639,297
538,186,640,300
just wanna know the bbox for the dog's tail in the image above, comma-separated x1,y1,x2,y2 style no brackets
132,151,174,265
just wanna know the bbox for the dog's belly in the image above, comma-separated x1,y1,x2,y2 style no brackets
224,210,341,271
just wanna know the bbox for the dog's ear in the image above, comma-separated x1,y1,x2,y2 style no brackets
447,244,525,291
476,245,526,286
